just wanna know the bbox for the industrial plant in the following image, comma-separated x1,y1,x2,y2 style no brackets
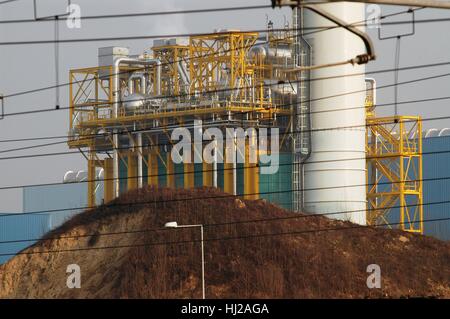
0,0,449,300
64,4,421,230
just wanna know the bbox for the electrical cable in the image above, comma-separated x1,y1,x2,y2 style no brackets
0,170,447,220
1,95,450,161
2,57,450,121
0,212,447,257
0,6,423,101
0,196,444,246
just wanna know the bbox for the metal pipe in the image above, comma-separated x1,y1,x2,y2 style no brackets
177,62,190,86
112,57,161,198
128,72,147,189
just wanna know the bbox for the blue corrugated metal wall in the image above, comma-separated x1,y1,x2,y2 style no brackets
23,183,93,230
422,135,450,240
0,213,51,264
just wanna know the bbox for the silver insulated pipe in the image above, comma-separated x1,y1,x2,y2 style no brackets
113,57,161,198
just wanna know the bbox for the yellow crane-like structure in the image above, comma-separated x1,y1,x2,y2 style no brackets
365,79,423,233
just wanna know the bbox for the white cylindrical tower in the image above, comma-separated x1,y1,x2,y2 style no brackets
303,2,367,225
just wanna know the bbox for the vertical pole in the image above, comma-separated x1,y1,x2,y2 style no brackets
148,152,159,186
167,152,175,188
418,118,423,233
244,137,259,200
200,225,205,300
399,119,405,230
128,153,138,190
104,158,114,203
223,135,234,194
128,137,137,191
203,162,213,187
87,153,96,208
224,161,234,194
184,161,195,189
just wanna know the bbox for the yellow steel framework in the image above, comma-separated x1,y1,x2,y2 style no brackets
68,31,293,205
365,83,423,233
152,44,190,96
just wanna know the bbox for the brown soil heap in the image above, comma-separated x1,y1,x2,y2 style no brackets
0,186,449,298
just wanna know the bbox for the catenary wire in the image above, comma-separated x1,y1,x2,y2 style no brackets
1,89,450,161
2,55,450,121
0,196,445,246
0,170,448,220
0,212,447,257
0,6,422,101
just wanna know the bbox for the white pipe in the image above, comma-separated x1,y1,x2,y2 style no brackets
177,62,190,86
128,72,146,189
113,57,161,198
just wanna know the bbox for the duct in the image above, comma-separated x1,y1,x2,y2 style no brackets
177,62,190,87
112,57,161,198
128,73,144,190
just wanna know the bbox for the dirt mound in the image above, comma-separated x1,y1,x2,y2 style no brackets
0,186,449,298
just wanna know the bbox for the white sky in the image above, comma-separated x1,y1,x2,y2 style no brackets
0,0,450,212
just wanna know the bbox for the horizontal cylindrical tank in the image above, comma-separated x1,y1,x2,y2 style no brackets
303,2,367,225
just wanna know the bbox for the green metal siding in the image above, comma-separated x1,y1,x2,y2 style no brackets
119,157,128,194
194,163,203,187
157,155,167,187
259,153,292,210
217,163,224,190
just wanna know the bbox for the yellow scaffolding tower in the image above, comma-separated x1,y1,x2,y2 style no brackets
365,82,423,233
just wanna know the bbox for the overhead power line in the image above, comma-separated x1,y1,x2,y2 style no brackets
0,212,448,257
1,7,419,101
0,195,447,247
0,4,273,24
1,68,450,157
1,9,444,46
2,57,450,120
0,169,449,221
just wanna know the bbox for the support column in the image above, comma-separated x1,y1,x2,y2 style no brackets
104,158,114,203
224,162,234,194
128,153,138,190
244,140,259,200
88,154,96,207
166,153,175,188
184,162,195,189
203,162,213,187
148,152,158,186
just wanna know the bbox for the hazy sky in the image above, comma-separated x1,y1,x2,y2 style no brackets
1,0,450,212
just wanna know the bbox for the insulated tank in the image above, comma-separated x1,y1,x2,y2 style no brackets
303,2,367,225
